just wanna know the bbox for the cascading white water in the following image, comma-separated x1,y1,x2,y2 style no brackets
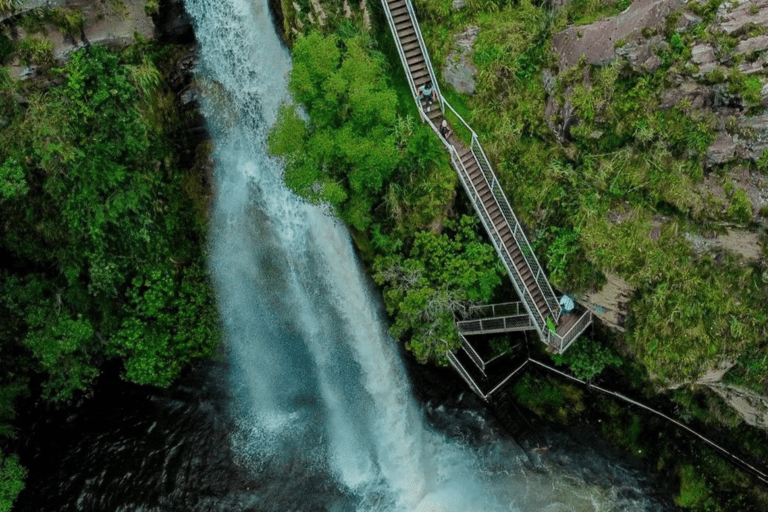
186,0,435,507
186,0,663,510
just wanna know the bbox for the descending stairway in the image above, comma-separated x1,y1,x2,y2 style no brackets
381,0,592,353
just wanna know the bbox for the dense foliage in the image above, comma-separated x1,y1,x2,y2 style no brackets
0,452,24,512
1,40,220,509
269,28,503,364
414,0,768,391
1,45,219,397
373,216,504,363
269,31,400,230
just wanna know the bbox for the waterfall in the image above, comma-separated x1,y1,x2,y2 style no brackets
186,0,436,507
185,1,665,510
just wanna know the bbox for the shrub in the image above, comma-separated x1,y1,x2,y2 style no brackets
727,188,753,223
552,337,622,380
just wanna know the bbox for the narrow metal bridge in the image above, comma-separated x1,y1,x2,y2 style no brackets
381,0,592,357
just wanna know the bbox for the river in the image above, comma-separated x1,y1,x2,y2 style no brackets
15,0,673,510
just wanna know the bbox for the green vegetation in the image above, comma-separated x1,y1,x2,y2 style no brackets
269,31,400,230
1,37,219,508
0,452,25,512
551,336,622,380
269,28,503,364
374,216,504,363
1,45,220,397
675,464,715,509
513,374,585,423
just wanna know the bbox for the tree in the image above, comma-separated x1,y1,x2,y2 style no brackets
268,32,400,230
0,451,25,512
0,45,219,400
552,337,622,380
373,216,505,364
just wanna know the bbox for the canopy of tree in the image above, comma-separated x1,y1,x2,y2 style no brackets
0,43,221,508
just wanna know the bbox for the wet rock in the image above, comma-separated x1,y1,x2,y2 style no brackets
552,0,685,70
706,132,739,165
716,0,768,35
155,0,194,44
452,0,466,10
443,26,479,95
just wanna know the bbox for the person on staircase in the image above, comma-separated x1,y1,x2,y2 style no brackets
439,119,452,142
419,81,436,112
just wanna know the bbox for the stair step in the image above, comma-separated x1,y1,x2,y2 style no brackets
405,46,422,58
388,0,406,8
412,72,429,84
402,41,419,53
408,62,425,74
407,55,424,67
401,35,418,47
394,12,409,23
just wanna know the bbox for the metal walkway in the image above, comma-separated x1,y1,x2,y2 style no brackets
381,0,591,352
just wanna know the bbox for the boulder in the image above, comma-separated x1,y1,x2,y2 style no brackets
690,42,718,74
615,35,665,71
741,113,768,160
443,26,479,95
734,34,768,54
738,58,768,75
716,0,768,35
659,80,714,109
706,132,739,165
552,0,685,70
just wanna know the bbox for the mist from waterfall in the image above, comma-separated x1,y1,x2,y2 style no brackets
186,0,662,510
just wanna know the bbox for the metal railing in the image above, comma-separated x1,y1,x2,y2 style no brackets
402,0,442,110
459,333,486,373
457,315,534,335
381,0,442,120
466,301,524,319
383,0,590,351
547,309,593,353
469,138,561,323
446,351,487,401
449,147,548,342
440,102,560,333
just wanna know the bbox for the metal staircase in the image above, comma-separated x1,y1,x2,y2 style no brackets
381,0,591,353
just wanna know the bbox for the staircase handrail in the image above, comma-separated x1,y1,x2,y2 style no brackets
458,333,486,373
382,0,416,98
470,135,561,323
442,100,476,139
448,144,548,340
547,309,593,352
402,0,442,113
